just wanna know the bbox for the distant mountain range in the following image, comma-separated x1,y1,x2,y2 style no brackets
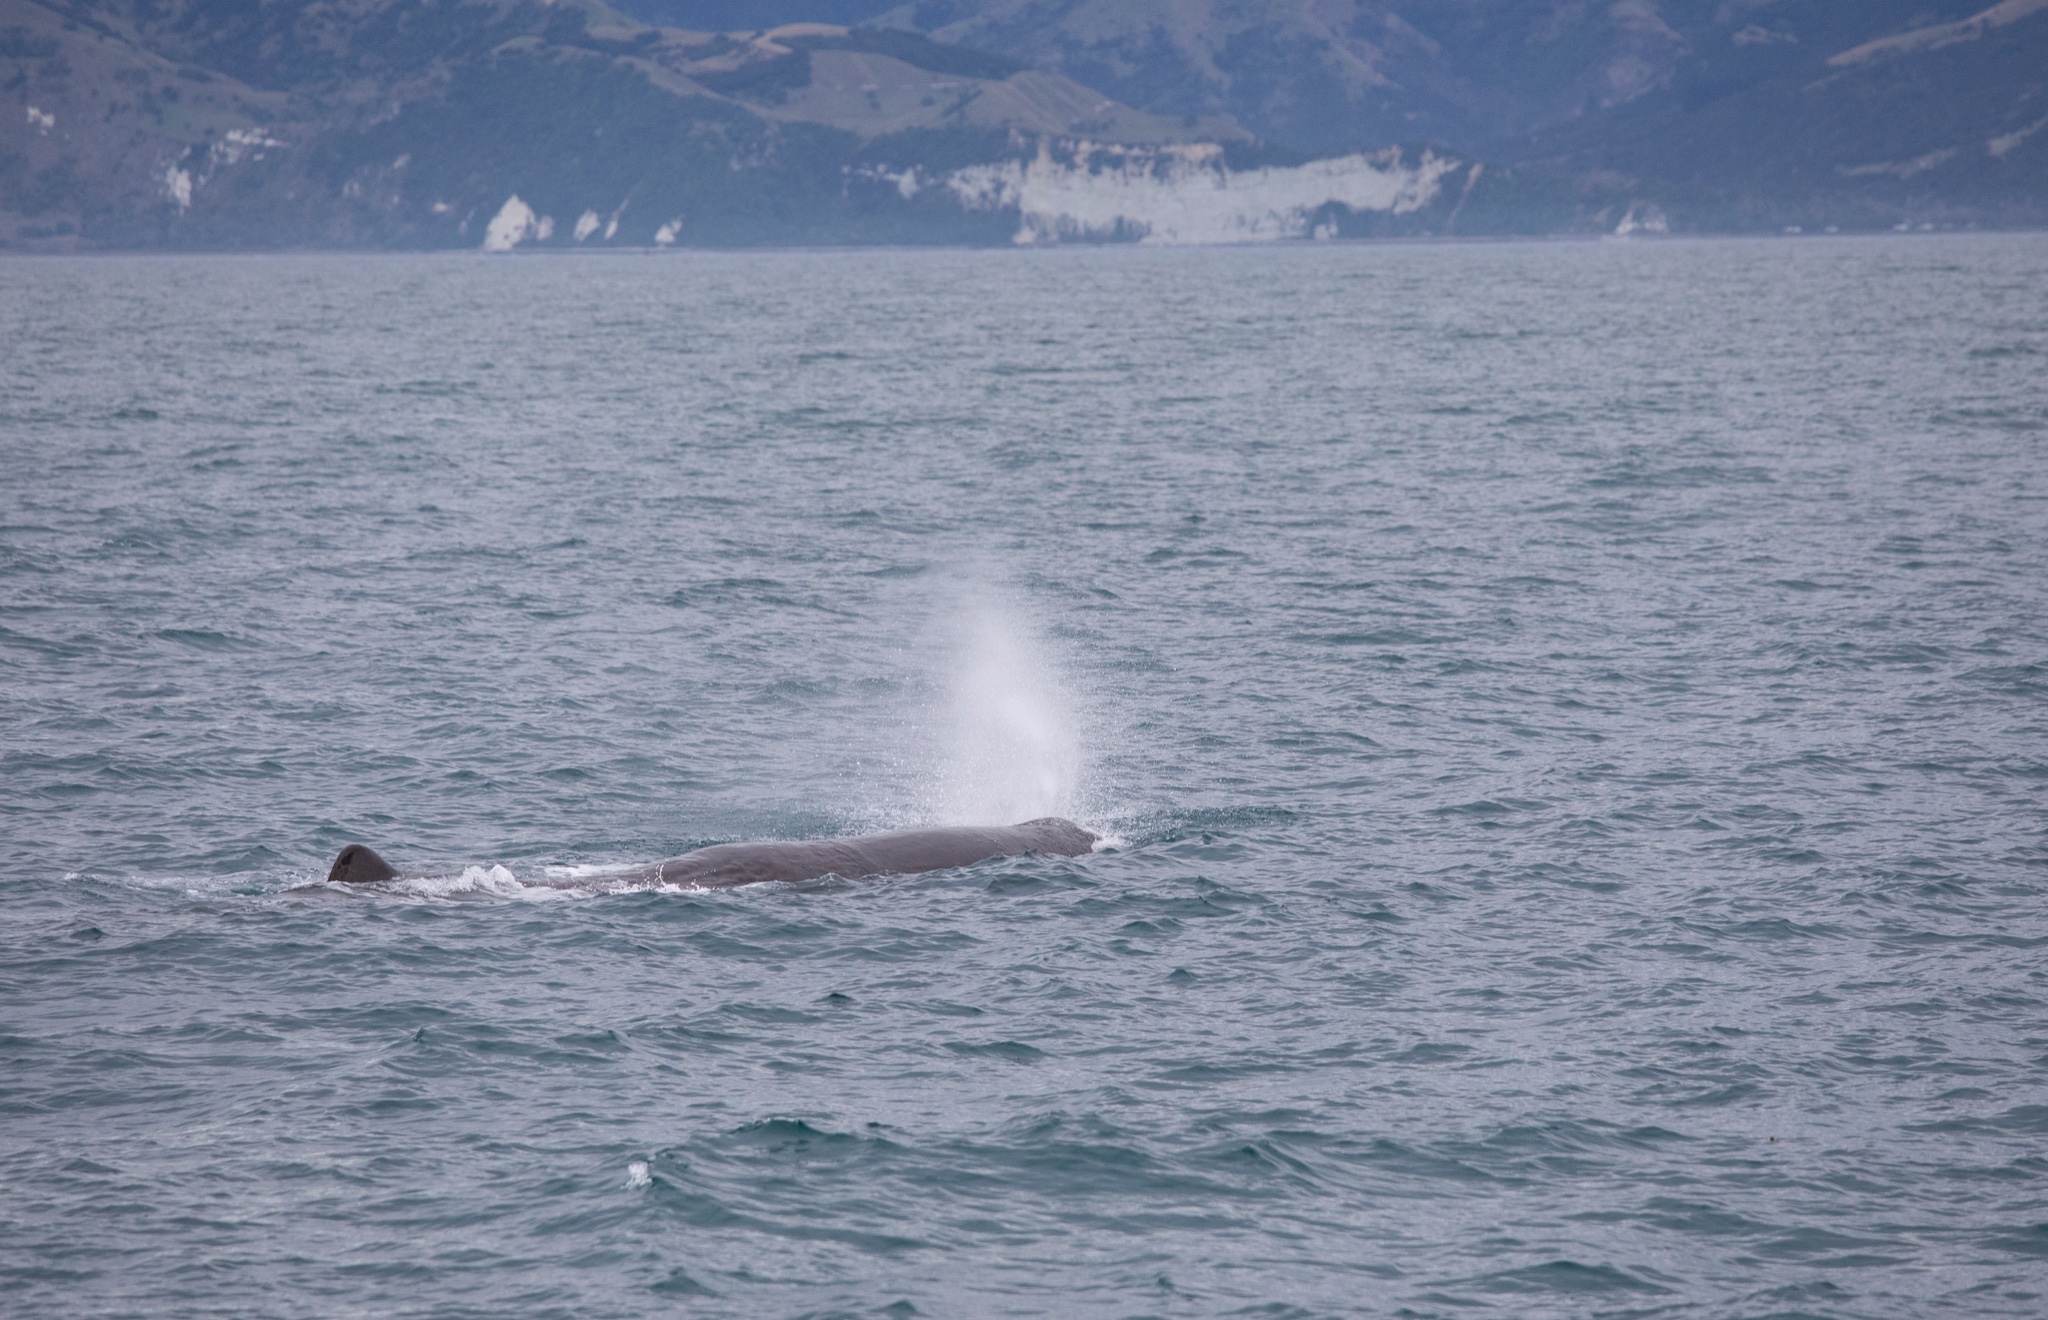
3,0,2042,250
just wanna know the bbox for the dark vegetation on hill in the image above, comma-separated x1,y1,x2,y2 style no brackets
2,0,2041,249
1,2,1076,248
635,0,2048,231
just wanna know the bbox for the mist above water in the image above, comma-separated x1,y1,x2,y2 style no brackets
925,603,1082,827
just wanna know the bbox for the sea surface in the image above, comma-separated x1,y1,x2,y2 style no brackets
3,235,2046,1318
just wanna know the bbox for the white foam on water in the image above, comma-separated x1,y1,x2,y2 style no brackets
89,868,255,897
547,862,645,881
381,864,577,901
387,863,521,897
626,1161,652,1189
926,603,1082,827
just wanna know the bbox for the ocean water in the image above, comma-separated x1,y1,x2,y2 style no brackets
2,235,2046,1318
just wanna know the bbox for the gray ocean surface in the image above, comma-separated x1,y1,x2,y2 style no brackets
2,236,2046,1319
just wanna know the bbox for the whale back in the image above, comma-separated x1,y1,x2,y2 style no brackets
328,844,397,885
321,818,1097,891
657,817,1098,888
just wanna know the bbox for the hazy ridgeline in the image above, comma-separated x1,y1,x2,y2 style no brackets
1,236,2046,1316
6,0,2044,250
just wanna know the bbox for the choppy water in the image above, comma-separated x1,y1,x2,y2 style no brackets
3,235,2047,1318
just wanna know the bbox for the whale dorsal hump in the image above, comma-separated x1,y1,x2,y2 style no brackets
328,844,397,885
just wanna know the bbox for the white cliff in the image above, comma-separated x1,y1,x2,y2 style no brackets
946,142,1462,245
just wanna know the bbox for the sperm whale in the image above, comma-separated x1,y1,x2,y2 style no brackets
325,817,1097,890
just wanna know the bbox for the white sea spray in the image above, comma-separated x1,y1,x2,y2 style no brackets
929,604,1080,826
